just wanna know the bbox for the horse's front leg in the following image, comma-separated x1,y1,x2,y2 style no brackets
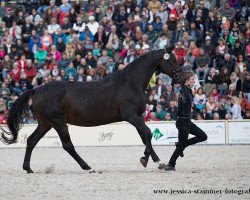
127,114,166,169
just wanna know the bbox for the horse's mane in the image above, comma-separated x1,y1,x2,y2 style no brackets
102,50,164,82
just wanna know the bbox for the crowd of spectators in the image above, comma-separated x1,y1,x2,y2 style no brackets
0,0,250,123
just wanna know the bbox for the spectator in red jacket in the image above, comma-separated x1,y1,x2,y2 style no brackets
174,41,187,64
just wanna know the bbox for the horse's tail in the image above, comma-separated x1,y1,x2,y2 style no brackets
0,89,36,144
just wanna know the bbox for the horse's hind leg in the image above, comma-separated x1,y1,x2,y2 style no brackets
23,123,51,173
54,124,91,170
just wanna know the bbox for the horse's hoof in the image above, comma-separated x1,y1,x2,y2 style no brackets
26,169,34,174
84,166,91,170
140,157,148,168
89,169,96,173
158,163,167,170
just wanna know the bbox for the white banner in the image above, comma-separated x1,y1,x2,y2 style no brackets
228,121,250,144
0,123,142,148
149,121,226,145
2,120,250,148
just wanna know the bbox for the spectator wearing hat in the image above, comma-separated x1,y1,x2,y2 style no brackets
87,15,99,36
3,7,15,28
29,30,42,52
79,26,94,42
9,44,21,61
167,13,177,31
106,7,114,21
201,35,216,60
34,44,47,65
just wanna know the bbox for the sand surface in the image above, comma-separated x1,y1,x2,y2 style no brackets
0,145,249,200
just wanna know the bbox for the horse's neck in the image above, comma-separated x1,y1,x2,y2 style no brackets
127,51,163,91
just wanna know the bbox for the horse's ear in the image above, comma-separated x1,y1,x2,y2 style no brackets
166,42,175,53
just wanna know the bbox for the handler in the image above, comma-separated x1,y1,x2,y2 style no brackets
162,71,208,170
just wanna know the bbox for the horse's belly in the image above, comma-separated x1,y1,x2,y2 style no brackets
66,107,121,127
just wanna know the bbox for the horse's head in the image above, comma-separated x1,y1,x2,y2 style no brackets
158,45,182,83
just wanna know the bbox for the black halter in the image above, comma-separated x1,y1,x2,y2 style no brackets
167,51,183,80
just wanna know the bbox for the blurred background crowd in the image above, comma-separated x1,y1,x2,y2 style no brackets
0,0,249,123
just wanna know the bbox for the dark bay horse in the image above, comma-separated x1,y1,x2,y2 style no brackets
1,48,180,173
